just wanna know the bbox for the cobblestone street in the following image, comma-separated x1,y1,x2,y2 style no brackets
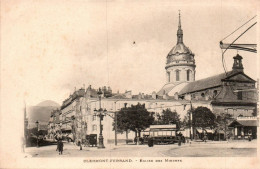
24,140,257,157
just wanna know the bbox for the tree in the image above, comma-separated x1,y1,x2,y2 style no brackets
156,109,181,129
181,114,190,128
192,106,216,129
115,103,154,139
215,113,233,139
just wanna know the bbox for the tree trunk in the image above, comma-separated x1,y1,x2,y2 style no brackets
126,130,128,144
134,130,137,145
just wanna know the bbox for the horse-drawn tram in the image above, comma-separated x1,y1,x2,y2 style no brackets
141,124,180,144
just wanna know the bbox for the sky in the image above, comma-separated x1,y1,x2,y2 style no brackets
1,0,258,107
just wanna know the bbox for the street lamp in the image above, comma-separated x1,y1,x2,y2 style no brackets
113,101,119,146
94,88,106,149
184,101,193,141
35,120,39,147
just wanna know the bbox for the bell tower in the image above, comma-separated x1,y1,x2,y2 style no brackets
232,54,244,72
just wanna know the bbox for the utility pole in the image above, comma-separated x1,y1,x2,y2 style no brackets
35,120,39,148
114,101,119,146
115,111,117,146
190,100,193,141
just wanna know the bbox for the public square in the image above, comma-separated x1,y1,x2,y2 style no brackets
24,139,257,157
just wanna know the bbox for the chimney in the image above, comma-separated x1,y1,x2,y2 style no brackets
141,93,145,99
152,91,157,99
138,92,142,99
232,54,244,72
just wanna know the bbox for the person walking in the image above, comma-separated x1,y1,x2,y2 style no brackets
57,139,64,155
78,139,82,150
178,132,182,146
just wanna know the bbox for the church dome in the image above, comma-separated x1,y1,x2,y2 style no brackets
166,12,195,64
167,43,194,63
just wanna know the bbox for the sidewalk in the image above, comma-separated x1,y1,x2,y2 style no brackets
188,139,257,148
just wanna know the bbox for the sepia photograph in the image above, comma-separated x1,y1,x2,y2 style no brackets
0,0,259,168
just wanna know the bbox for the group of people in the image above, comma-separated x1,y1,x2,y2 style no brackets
55,131,85,155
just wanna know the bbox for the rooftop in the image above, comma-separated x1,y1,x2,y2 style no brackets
179,71,234,95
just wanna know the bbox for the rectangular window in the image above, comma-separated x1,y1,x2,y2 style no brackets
176,70,180,81
167,72,170,82
238,91,242,100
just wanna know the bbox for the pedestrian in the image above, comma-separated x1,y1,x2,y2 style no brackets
57,139,64,155
78,140,82,150
203,134,207,142
178,132,182,146
182,136,186,144
147,136,154,147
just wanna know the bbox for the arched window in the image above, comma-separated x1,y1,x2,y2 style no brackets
167,72,170,82
176,70,180,81
187,70,191,81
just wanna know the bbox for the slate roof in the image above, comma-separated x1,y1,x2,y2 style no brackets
179,71,234,95
110,94,127,99
167,43,194,63
157,84,175,95
214,85,237,102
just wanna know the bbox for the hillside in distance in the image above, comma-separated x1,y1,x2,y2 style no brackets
27,100,60,128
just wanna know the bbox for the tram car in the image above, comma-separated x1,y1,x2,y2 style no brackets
141,124,180,144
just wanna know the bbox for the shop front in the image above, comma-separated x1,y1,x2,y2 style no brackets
228,117,258,140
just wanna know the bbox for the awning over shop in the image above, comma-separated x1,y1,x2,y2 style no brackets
217,130,224,134
229,119,258,127
196,128,203,133
143,128,150,132
205,129,214,133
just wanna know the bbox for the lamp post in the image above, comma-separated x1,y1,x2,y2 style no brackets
35,120,39,147
94,88,106,149
187,101,193,141
114,101,119,146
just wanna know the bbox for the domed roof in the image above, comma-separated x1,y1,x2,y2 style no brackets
168,43,192,56
166,12,194,63
167,42,194,62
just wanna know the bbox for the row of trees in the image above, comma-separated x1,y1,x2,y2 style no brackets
114,103,233,139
